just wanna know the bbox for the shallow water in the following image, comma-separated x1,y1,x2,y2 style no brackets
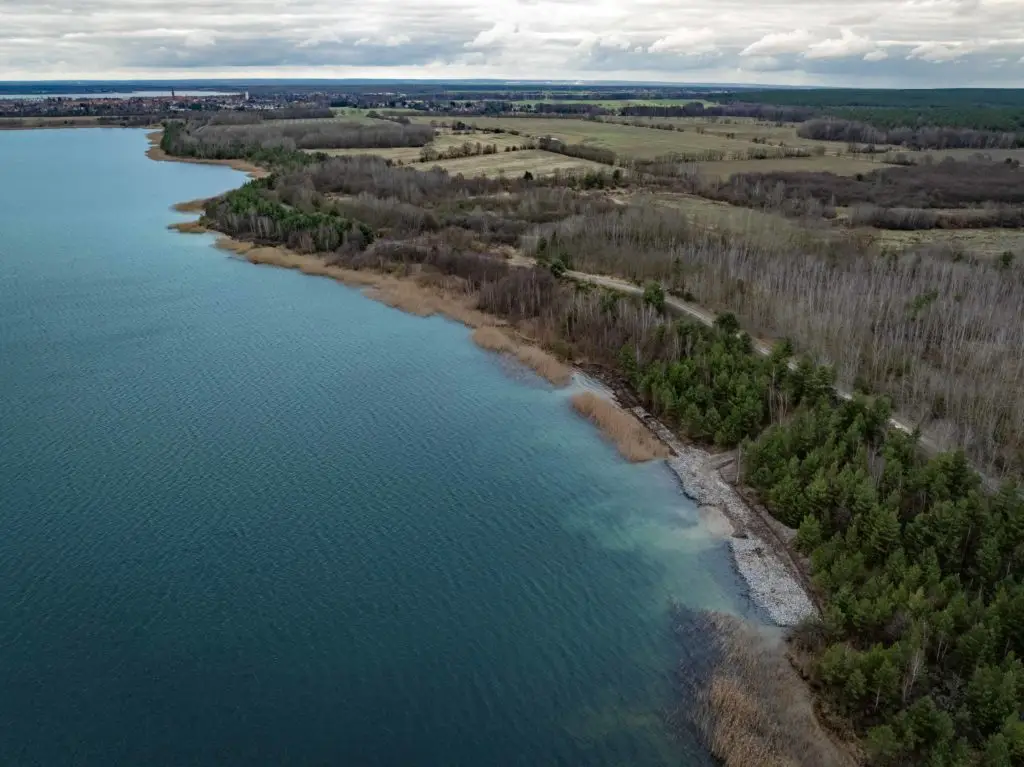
0,129,750,766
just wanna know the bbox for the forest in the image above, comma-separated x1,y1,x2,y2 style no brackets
159,118,434,160
713,159,1024,210
729,89,1024,134
164,123,1024,763
798,118,1024,150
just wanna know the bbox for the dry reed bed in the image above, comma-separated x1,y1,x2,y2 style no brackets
471,326,572,386
569,392,670,462
172,198,209,213
688,613,857,767
168,220,208,234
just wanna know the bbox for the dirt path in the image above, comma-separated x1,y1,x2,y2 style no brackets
559,268,946,460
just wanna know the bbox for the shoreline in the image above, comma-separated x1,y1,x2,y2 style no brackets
158,147,817,628
146,130,269,179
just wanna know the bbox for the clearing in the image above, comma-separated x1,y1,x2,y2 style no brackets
700,155,894,178
310,131,529,164
862,227,1024,256
427,150,608,178
408,116,771,160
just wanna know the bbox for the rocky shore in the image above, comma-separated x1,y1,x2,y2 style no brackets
631,406,818,627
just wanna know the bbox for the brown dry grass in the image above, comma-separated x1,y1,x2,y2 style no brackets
569,392,670,462
471,326,572,386
693,613,859,767
172,198,209,213
431,150,607,178
861,226,1024,257
168,220,208,234
409,116,759,161
702,155,890,179
312,131,525,163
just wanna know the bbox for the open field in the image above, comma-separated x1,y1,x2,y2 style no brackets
409,115,871,162
915,147,1024,163
638,191,815,234
314,145,428,162
606,115,896,156
310,130,528,163
409,115,769,160
428,149,607,177
861,226,1024,256
615,116,820,145
699,155,893,178
328,107,423,122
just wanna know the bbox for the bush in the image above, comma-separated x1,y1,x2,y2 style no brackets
643,281,666,312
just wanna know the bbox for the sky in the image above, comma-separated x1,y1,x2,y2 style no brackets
2,0,1024,87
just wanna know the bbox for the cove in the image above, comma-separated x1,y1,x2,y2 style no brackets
0,129,750,766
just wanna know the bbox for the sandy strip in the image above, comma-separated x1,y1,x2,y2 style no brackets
145,131,268,179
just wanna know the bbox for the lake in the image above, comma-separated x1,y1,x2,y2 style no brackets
0,128,749,766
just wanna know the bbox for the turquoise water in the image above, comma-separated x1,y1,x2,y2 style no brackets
0,129,748,766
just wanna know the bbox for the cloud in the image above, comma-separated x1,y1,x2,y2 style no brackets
0,0,1023,86
648,28,717,55
740,30,812,57
183,30,218,49
464,23,517,49
805,30,877,60
907,41,973,63
356,34,412,47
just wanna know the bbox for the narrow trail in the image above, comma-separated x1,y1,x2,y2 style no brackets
562,268,947,459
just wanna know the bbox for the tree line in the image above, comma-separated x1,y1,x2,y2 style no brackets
668,159,1024,225
159,118,434,161
799,118,1024,151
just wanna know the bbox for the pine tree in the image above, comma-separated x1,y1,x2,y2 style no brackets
804,469,831,517
983,734,1012,767
866,505,901,564
796,514,823,553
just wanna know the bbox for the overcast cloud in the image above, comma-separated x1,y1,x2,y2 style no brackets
1,0,1023,85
